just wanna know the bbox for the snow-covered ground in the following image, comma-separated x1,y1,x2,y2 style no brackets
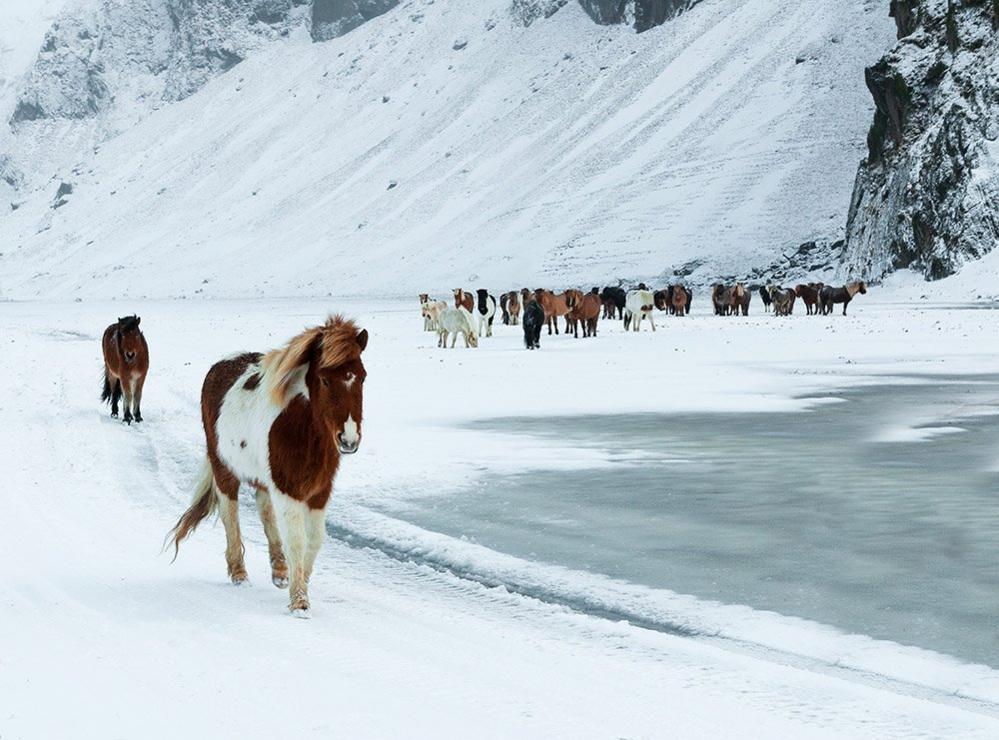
0,0,894,299
3,286,999,738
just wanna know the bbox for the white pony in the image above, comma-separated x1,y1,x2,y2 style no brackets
624,289,656,332
420,294,434,331
422,300,447,332
437,307,479,348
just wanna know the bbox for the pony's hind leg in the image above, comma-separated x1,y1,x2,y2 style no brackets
215,479,247,584
108,375,122,418
254,488,288,588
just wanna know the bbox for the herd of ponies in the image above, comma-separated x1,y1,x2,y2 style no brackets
421,281,869,349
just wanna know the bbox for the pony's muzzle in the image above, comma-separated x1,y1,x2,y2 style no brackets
124,351,136,362
337,433,359,455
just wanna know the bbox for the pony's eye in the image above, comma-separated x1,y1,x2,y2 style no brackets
321,377,330,388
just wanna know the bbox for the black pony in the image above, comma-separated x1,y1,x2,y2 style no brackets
759,285,772,312
600,286,626,320
523,298,544,350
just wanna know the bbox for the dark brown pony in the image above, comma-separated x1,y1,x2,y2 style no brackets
820,281,867,315
568,289,601,338
169,316,368,616
453,288,474,312
711,284,733,315
101,315,149,424
794,283,824,315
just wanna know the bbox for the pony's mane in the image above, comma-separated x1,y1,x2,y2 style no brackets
261,315,362,406
118,315,140,332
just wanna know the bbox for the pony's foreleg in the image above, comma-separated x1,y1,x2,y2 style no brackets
121,375,135,424
255,488,288,588
303,507,326,585
215,482,247,584
272,491,310,615
649,312,656,332
132,374,145,423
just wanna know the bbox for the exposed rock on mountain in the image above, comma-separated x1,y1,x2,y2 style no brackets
513,0,700,30
844,0,999,280
312,0,399,42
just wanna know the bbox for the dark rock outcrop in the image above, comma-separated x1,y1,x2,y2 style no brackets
844,0,999,280
311,0,399,42
580,0,700,31
513,0,701,31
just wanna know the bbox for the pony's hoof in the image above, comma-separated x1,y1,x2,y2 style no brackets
134,415,143,423
272,574,289,589
289,606,312,619
231,572,249,586
110,411,118,418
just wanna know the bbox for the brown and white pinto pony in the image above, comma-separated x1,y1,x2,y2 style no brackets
169,316,368,617
101,315,149,424
453,288,474,312
506,291,521,325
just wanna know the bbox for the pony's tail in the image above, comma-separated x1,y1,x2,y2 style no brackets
100,368,121,405
165,459,217,561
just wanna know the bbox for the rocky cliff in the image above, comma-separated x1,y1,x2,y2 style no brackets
844,0,999,280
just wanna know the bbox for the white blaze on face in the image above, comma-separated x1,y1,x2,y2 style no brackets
341,415,359,447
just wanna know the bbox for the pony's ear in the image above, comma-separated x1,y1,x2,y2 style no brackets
135,316,141,326
356,329,369,352
118,316,124,323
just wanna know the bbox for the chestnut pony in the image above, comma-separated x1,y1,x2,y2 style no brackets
169,316,368,617
535,289,571,335
101,315,149,424
569,289,602,337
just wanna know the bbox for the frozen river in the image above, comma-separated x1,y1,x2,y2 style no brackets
378,376,999,668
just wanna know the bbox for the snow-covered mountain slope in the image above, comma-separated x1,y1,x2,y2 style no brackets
0,0,894,299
